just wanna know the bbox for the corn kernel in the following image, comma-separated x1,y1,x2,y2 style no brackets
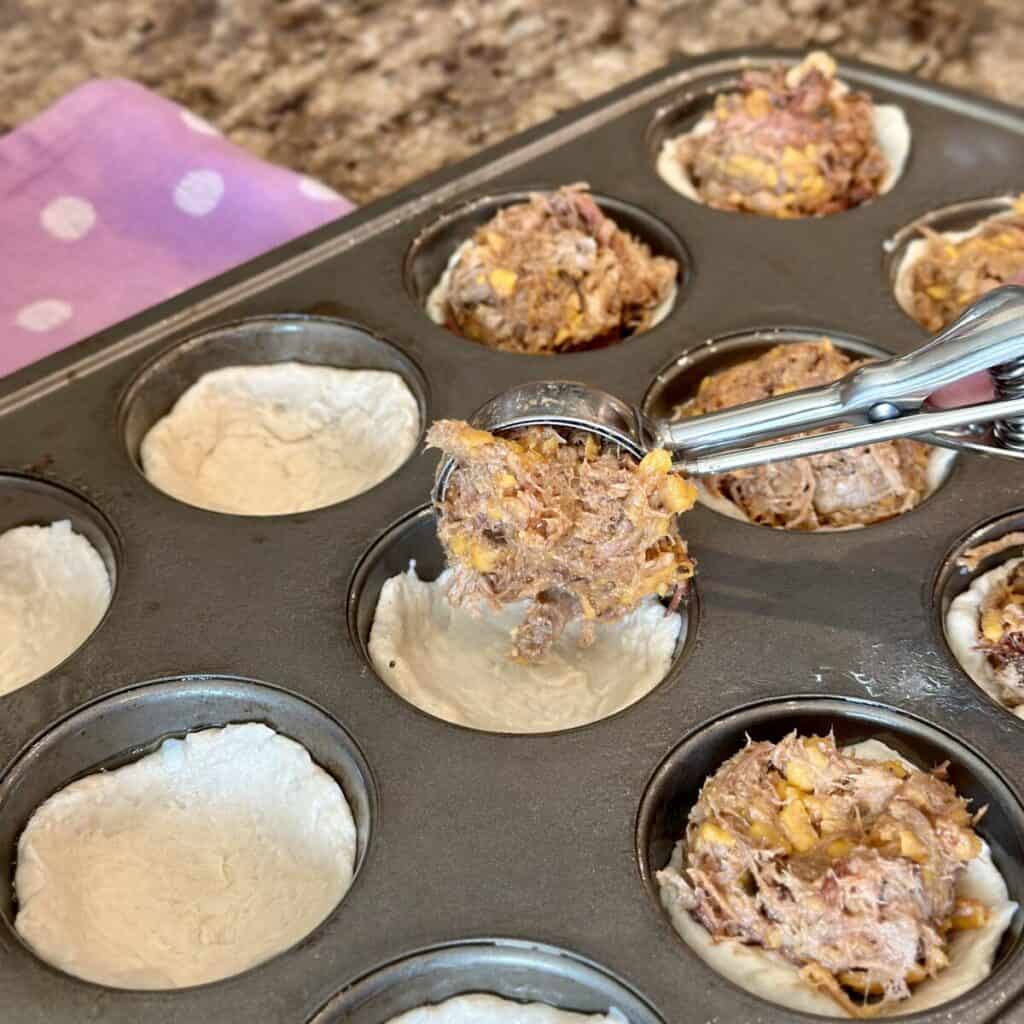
488,268,518,297
982,608,1005,642
802,737,830,769
780,799,818,852
880,759,908,779
661,475,697,514
784,759,816,793
749,820,789,851
926,285,948,300
639,449,672,475
951,898,989,930
698,821,735,847
899,829,929,864
469,543,500,573
457,425,495,448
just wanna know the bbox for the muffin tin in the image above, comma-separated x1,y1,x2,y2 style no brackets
3,48,1024,1023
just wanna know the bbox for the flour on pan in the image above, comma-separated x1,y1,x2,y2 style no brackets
140,362,419,515
0,520,111,696
15,723,357,989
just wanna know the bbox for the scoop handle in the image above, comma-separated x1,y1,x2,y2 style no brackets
656,285,1024,470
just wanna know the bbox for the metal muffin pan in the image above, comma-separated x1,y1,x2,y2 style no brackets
2,47,1024,1023
309,940,664,1024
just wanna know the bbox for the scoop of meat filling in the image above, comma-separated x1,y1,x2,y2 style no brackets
676,340,931,530
427,420,696,661
674,733,988,1015
438,184,677,354
675,52,888,218
903,198,1024,332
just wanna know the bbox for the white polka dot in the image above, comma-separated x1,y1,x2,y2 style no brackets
173,169,225,217
40,196,96,241
180,110,219,136
298,176,342,202
16,300,72,332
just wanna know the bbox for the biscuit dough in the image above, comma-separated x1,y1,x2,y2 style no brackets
140,363,419,515
15,723,357,989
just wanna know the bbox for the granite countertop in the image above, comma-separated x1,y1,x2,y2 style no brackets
2,1,1022,204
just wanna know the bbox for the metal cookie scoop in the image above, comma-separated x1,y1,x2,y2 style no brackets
434,285,1024,499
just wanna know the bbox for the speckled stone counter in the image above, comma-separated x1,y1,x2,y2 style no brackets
2,1,1021,203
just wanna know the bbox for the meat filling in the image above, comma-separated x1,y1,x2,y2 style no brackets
975,559,1024,706
674,52,888,218
438,184,677,354
673,733,989,1017
427,421,696,661
902,197,1024,332
675,340,931,530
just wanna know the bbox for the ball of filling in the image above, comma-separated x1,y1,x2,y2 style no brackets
676,340,931,530
664,732,991,1016
901,197,1024,332
436,184,677,354
427,420,696,661
674,52,888,218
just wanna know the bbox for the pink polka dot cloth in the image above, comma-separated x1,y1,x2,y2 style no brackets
0,78,355,379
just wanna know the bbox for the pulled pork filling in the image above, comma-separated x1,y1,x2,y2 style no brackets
427,420,696,661
439,184,677,354
903,197,1024,332
675,52,888,218
974,558,1024,707
677,733,989,1017
675,340,931,530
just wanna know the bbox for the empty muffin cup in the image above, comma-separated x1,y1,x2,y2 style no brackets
308,939,663,1024
636,696,1023,1018
0,474,117,697
643,328,956,531
119,315,427,516
406,188,688,356
348,506,698,734
0,676,373,989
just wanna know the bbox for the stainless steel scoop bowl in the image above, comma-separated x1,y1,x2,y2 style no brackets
434,285,1024,500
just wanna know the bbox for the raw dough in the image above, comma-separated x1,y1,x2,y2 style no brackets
369,567,681,733
15,723,357,989
0,519,111,696
387,994,626,1024
140,362,420,515
656,739,1017,1017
